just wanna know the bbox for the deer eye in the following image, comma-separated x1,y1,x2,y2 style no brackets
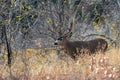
58,37,63,41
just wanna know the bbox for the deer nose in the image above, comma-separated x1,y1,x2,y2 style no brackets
54,43,58,45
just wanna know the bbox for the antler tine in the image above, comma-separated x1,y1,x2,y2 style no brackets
68,21,73,32
62,19,73,37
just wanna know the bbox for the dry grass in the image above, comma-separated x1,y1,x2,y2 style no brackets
0,48,120,80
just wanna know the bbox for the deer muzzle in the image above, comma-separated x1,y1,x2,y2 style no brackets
54,40,59,45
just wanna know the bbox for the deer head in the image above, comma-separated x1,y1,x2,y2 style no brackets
54,22,73,46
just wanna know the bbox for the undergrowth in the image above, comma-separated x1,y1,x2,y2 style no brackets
0,48,120,80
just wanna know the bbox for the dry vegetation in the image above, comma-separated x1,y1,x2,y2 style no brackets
0,48,120,80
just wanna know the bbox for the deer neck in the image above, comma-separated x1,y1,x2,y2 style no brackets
63,39,72,48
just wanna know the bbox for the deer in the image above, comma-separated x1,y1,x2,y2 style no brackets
54,23,108,60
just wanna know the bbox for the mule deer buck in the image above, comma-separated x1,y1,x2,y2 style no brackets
54,23,108,60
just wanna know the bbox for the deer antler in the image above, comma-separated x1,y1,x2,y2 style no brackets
62,19,74,37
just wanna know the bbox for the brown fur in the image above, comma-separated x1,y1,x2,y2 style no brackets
57,38,108,60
